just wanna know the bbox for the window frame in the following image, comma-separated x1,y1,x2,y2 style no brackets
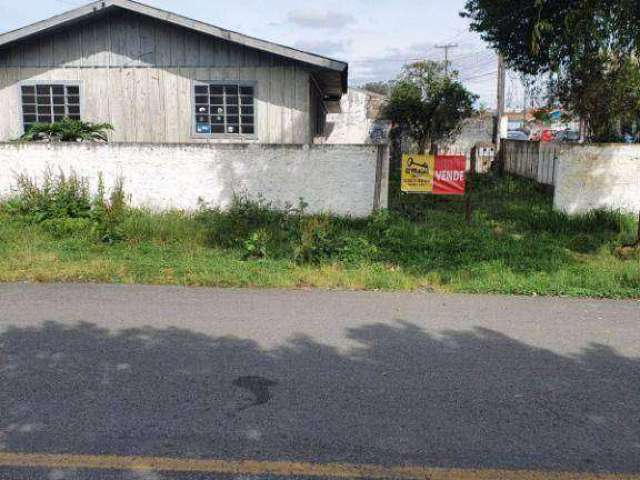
18,80,84,134
191,80,258,140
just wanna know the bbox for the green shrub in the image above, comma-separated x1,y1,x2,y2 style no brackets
243,228,271,259
294,215,338,265
196,195,346,264
196,194,306,257
337,235,378,265
367,210,421,260
5,170,128,244
196,195,280,249
40,217,94,239
91,176,128,243
5,171,92,222
20,118,113,142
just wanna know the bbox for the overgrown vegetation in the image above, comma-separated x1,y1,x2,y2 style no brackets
2,171,127,243
20,118,113,142
0,171,638,298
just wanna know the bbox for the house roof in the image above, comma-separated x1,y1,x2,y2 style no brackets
0,0,348,95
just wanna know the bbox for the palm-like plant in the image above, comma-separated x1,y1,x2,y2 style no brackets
21,118,114,142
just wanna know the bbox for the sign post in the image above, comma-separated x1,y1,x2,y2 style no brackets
465,148,477,225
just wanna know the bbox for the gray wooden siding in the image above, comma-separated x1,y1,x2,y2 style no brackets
0,11,295,69
0,66,310,143
0,10,313,143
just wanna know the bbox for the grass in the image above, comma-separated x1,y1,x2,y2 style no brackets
0,173,638,298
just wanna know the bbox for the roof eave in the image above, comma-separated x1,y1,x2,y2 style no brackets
0,0,112,48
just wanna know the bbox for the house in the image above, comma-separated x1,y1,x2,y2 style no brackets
0,0,348,143
0,1,389,217
319,88,390,145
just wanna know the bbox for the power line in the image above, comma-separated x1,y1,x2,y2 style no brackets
435,43,459,75
52,0,82,6
460,70,498,82
455,58,499,74
448,49,495,63
351,47,493,69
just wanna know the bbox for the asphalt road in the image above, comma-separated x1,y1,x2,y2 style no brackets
0,283,639,479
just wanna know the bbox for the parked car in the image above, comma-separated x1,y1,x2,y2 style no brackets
555,130,581,142
540,129,556,142
507,130,530,141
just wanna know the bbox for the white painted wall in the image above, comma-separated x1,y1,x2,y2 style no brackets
321,88,390,145
0,143,388,217
554,144,640,215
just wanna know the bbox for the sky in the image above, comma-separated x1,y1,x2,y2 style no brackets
0,0,528,108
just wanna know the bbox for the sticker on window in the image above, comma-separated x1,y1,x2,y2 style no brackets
196,123,212,134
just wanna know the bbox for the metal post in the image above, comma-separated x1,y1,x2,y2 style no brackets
466,147,477,225
495,54,506,148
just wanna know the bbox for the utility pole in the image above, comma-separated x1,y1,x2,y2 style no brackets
522,82,528,123
435,43,458,76
495,54,506,147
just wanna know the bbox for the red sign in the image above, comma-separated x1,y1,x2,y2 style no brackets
433,155,466,195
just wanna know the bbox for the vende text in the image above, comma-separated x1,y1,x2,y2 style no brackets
435,171,465,181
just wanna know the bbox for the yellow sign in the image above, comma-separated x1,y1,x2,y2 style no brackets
401,154,435,193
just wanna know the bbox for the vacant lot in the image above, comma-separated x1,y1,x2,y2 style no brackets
0,173,638,298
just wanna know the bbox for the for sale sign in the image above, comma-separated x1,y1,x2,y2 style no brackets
401,154,466,195
401,154,435,193
433,155,466,195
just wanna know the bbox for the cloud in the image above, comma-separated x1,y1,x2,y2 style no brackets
347,41,498,106
286,9,355,29
294,39,350,58
348,41,436,84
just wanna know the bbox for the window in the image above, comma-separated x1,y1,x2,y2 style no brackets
309,81,326,137
21,84,81,131
193,83,255,136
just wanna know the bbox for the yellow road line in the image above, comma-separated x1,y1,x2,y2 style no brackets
0,452,637,480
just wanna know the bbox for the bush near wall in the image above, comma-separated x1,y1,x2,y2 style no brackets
19,119,114,143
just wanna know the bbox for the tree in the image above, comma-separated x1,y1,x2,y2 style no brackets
462,0,640,141
383,60,477,154
359,81,393,96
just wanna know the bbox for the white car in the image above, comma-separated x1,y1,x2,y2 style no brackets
507,131,530,141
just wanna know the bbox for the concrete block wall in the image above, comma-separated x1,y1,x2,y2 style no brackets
0,143,389,217
554,144,640,215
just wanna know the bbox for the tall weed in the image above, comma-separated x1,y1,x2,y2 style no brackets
4,170,128,243
5,170,92,222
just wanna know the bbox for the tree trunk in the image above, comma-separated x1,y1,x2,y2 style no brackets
418,137,428,155
389,125,403,172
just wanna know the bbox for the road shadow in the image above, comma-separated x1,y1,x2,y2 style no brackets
0,320,639,474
